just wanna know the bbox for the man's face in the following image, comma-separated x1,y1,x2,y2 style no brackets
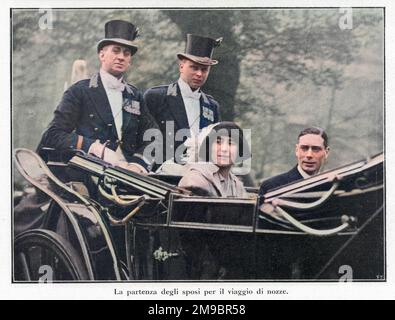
295,134,329,175
179,59,210,89
99,44,132,77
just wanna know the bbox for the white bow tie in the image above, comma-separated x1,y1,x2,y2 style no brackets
183,90,201,100
101,70,126,92
107,79,126,92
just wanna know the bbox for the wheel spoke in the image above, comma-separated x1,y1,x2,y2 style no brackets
15,229,89,281
17,252,31,281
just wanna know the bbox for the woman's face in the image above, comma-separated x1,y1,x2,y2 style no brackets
211,135,238,168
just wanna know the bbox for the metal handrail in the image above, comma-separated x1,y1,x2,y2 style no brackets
98,183,147,206
105,199,146,226
274,206,352,236
273,181,339,210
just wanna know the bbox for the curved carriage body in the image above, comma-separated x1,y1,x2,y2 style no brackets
13,149,384,281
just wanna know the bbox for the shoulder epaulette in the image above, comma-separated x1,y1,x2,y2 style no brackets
148,84,170,90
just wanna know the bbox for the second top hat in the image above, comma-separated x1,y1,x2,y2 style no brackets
177,34,223,66
97,20,139,55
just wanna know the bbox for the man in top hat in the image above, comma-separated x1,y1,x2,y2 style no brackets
38,20,158,173
143,34,223,167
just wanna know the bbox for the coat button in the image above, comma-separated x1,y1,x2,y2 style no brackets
161,120,164,124
107,123,113,127
94,127,98,131
89,114,94,118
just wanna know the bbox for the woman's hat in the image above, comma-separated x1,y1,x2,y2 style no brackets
97,20,139,55
197,122,251,163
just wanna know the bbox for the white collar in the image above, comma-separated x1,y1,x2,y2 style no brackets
100,69,125,91
297,165,314,179
178,78,201,99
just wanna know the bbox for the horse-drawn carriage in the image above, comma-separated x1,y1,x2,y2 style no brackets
13,148,384,281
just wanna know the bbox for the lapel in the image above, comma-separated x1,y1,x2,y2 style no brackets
88,73,115,129
88,73,138,140
287,166,305,184
165,82,190,130
206,164,226,197
211,172,239,197
121,84,138,134
199,92,216,128
212,177,225,197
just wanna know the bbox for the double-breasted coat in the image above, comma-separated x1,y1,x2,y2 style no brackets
38,73,158,170
143,82,220,164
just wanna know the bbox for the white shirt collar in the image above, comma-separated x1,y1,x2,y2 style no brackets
178,78,201,100
297,164,314,179
100,69,125,91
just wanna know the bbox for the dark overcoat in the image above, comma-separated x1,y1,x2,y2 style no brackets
143,82,220,164
259,165,303,199
38,73,158,170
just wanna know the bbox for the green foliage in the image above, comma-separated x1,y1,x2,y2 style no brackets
12,8,383,185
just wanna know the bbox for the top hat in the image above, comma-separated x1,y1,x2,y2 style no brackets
177,34,223,66
97,20,139,55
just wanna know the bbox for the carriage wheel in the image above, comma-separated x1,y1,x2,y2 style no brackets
14,229,89,281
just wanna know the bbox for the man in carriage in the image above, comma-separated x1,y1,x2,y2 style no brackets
259,126,330,198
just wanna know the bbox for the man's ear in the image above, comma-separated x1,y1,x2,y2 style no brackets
295,144,299,156
325,146,330,159
98,50,104,60
178,60,184,72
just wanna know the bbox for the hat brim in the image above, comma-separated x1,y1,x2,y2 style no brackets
97,38,138,55
177,53,218,66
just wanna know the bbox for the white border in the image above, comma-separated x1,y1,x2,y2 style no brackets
2,0,394,300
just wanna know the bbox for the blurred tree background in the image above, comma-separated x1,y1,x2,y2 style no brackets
12,8,383,186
